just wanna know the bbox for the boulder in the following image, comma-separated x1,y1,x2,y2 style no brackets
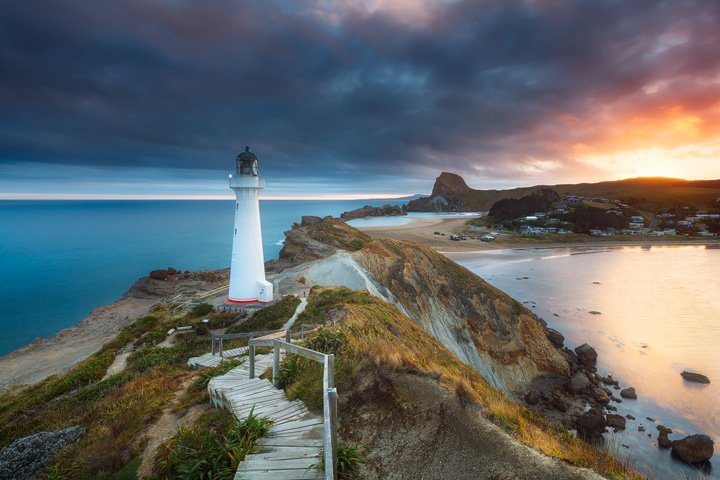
600,374,619,387
591,387,610,405
620,387,637,399
606,414,627,430
681,371,710,384
658,432,672,449
576,408,606,438
574,343,598,369
149,267,178,280
566,373,590,394
626,414,635,420
546,328,565,348
671,434,714,464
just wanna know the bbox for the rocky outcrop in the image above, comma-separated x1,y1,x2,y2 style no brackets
340,204,406,221
148,267,179,280
606,414,626,430
681,371,710,384
0,426,85,480
406,172,474,212
267,216,372,271
546,328,565,348
671,434,714,464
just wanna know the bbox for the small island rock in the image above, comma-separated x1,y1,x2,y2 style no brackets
620,387,637,399
681,371,710,384
671,434,714,464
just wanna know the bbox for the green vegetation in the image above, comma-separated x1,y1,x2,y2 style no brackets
561,205,629,233
190,303,214,317
488,189,560,221
282,286,644,480
314,444,366,480
226,295,301,334
192,358,245,392
153,408,270,479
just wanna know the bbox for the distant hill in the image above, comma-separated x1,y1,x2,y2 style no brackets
405,172,720,211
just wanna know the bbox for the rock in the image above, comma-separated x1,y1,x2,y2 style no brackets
671,434,714,464
340,204,406,221
149,267,179,280
657,425,673,434
300,215,323,226
546,328,565,348
681,371,710,384
551,394,568,412
574,343,598,370
591,386,610,405
606,414,626,430
620,387,637,399
646,417,656,423
638,425,646,432
566,373,590,394
658,432,672,449
655,424,672,447
626,414,636,420
600,374,619,387
606,404,617,412
0,426,85,480
525,390,543,405
609,394,622,403
576,408,607,438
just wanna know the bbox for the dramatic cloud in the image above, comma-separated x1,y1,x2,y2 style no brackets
1,0,719,196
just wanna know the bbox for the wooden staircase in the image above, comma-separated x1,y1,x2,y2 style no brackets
208,354,324,479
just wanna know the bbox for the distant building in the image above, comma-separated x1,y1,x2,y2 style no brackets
630,215,645,223
591,197,609,203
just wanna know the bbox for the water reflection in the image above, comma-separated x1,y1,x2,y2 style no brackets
456,246,720,480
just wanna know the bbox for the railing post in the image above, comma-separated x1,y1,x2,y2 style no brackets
248,345,255,379
327,354,335,390
273,341,280,388
285,329,291,342
329,388,338,480
219,338,223,358
211,337,215,356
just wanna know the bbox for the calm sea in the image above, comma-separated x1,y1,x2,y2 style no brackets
0,199,407,356
457,246,720,480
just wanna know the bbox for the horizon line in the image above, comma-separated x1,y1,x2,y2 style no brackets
0,193,416,201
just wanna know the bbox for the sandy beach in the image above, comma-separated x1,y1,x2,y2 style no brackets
359,216,720,253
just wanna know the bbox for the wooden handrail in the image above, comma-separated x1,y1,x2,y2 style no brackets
268,340,338,480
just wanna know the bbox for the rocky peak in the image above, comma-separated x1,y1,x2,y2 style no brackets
431,172,472,197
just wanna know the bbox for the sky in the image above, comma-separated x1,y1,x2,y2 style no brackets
1,0,719,199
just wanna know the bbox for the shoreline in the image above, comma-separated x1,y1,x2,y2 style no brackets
357,216,720,253
0,270,226,393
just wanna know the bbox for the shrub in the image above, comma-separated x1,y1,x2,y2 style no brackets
190,303,214,317
154,408,270,479
315,444,366,480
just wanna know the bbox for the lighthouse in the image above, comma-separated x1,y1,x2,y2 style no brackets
227,146,273,304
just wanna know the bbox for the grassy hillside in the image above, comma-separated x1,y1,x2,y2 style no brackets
281,286,643,479
408,173,720,211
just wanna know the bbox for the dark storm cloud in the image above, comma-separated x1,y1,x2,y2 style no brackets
1,0,719,186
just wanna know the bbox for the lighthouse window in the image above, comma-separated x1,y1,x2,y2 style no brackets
234,228,237,235
236,203,238,210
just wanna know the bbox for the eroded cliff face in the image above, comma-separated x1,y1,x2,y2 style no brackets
352,239,569,393
280,216,569,395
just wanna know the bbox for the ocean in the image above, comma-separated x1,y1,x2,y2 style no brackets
0,199,407,356
457,246,720,480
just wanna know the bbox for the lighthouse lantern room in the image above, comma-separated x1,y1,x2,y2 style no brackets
227,146,273,304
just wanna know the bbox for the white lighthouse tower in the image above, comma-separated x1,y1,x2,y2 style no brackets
227,146,273,304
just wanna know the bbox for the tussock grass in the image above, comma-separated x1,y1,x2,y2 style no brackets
152,408,270,479
282,286,645,480
191,358,245,392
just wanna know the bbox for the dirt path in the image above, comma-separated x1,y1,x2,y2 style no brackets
135,376,210,478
